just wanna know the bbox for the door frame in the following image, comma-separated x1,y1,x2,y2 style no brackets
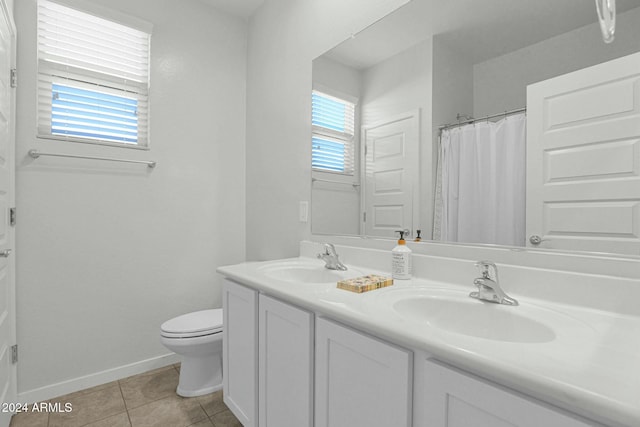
0,1,16,425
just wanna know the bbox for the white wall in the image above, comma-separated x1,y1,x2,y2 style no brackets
245,0,410,261
15,0,246,398
473,6,640,117
361,38,433,238
431,36,474,136
311,56,362,236
312,56,362,102
311,181,361,236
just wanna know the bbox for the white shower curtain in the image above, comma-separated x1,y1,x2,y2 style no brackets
434,113,526,247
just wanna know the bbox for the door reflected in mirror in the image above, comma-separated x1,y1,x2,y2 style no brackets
311,0,640,257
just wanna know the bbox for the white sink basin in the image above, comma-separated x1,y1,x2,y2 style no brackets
393,295,555,343
367,287,592,344
259,260,364,284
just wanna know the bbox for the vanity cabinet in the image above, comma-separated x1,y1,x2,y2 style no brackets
315,317,413,427
423,360,596,427
223,276,602,427
222,279,258,427
223,280,314,427
258,294,314,427
223,279,413,427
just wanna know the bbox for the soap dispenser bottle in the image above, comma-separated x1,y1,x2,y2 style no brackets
392,230,412,280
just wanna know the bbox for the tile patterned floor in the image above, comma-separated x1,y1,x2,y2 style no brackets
9,364,242,427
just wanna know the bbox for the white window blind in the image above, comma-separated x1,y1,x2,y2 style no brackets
311,90,355,174
37,0,151,147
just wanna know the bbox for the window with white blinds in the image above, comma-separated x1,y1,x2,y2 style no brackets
311,90,356,174
37,0,151,148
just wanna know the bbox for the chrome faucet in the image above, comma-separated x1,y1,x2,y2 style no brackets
317,243,348,271
470,261,518,306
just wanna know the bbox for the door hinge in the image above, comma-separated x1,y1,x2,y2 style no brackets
9,207,15,226
10,68,16,88
11,345,17,364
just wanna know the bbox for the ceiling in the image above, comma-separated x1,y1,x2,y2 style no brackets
325,0,640,69
197,0,264,19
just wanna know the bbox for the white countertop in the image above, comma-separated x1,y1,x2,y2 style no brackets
217,256,640,427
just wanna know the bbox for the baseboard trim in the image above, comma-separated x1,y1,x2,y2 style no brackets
18,353,181,403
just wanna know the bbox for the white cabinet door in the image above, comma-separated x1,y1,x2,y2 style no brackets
423,360,597,427
223,279,258,427
259,295,314,427
526,52,640,255
315,317,413,427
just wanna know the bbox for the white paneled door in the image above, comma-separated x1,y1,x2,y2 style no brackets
363,111,419,238
527,52,640,255
0,1,16,426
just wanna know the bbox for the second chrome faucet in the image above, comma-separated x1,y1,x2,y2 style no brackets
470,261,518,306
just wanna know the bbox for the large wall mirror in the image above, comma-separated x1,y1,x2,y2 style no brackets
311,0,640,257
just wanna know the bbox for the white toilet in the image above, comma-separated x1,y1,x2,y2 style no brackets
160,309,223,397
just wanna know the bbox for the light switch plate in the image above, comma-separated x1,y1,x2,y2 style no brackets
299,201,309,222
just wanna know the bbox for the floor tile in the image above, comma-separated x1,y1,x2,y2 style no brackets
48,383,127,427
83,412,131,427
128,394,207,427
9,410,48,427
188,419,214,427
119,367,179,409
196,391,226,417
9,365,231,427
210,410,242,427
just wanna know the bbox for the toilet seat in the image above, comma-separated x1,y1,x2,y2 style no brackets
161,309,223,339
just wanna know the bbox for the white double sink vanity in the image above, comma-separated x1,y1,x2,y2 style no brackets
217,241,640,427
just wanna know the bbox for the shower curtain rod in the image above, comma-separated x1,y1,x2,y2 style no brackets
438,107,526,132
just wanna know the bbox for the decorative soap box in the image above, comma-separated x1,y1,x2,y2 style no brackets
337,274,394,293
